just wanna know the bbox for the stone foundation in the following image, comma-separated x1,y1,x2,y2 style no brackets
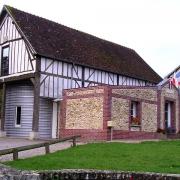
1,164,180,180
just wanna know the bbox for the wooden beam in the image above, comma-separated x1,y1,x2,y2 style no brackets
13,149,18,160
32,77,39,132
30,77,35,86
0,37,23,46
45,143,50,154
0,83,6,131
117,75,119,86
40,71,106,88
0,135,81,158
44,60,53,72
0,72,35,84
82,66,85,87
32,59,41,133
32,74,40,132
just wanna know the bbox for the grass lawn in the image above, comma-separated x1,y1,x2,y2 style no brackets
4,140,180,174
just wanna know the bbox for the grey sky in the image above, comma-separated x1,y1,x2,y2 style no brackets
0,0,179,77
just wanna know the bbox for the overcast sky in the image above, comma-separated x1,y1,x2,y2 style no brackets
0,0,179,77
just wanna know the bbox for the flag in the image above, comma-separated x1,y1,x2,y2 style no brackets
176,71,180,86
169,71,180,88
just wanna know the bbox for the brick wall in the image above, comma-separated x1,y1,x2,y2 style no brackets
111,97,129,131
111,87,158,134
65,97,103,129
112,87,157,101
59,85,180,141
141,102,157,132
160,83,179,132
59,86,109,141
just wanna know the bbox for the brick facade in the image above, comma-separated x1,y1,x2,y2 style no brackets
141,102,157,132
60,84,180,141
111,98,129,131
65,97,104,129
160,83,179,132
59,87,109,140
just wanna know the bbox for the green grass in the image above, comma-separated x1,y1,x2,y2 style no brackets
4,140,180,174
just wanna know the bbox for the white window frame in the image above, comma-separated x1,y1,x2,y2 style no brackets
165,102,172,128
131,101,137,118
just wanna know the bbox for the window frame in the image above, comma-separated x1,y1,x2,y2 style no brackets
1,45,10,76
164,100,174,129
2,45,9,59
130,100,141,126
15,106,22,127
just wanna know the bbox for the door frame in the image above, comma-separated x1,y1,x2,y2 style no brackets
164,98,176,133
52,99,62,138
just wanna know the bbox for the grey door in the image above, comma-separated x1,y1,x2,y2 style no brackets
39,98,53,139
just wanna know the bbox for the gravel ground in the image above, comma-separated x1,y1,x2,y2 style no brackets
0,137,83,162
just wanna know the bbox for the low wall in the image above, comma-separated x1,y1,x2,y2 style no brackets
39,170,180,180
1,164,180,180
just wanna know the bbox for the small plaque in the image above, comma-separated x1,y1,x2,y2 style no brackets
107,121,113,127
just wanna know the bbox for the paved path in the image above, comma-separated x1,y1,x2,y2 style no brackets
0,137,82,162
0,137,45,150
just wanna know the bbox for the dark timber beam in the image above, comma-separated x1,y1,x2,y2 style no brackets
117,75,119,86
32,73,40,132
0,37,23,46
0,83,6,137
31,58,40,139
82,66,85,87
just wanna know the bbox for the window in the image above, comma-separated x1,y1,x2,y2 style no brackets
130,101,140,126
2,46,9,58
165,102,169,126
1,45,9,76
15,106,21,127
165,101,173,129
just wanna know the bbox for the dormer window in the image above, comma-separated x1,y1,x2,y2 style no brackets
1,45,9,76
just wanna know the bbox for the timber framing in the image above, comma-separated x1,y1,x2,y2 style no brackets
0,83,6,131
1,5,162,84
4,6,36,55
0,8,36,77
38,56,155,99
32,58,40,132
0,37,23,46
0,72,35,83
0,5,162,100
82,66,85,87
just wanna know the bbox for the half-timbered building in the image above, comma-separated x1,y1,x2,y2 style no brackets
0,5,162,139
